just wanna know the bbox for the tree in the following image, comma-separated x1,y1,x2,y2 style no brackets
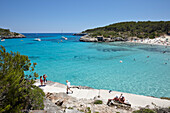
0,46,45,113
83,21,170,39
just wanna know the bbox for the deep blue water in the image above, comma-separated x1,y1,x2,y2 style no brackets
1,33,170,97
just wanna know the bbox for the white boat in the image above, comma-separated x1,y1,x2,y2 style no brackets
34,38,41,41
1,39,5,41
62,36,68,40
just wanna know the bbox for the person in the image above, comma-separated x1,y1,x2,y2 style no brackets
66,80,73,94
107,95,119,105
43,74,47,85
40,76,43,86
107,94,125,105
119,95,125,104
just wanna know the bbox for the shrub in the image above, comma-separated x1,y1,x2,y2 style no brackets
68,107,73,109
160,97,170,100
94,100,103,104
133,108,156,113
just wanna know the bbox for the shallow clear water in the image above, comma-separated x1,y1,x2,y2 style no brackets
1,33,170,97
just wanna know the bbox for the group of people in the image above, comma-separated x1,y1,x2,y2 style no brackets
39,75,73,94
40,74,47,86
107,93,129,106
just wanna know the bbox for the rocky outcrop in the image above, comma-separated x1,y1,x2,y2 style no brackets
45,92,133,113
79,36,98,42
1,34,26,39
79,35,126,42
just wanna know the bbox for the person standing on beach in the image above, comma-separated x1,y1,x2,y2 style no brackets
66,80,73,94
40,76,43,86
43,74,47,85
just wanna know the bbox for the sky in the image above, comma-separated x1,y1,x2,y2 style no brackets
0,0,170,33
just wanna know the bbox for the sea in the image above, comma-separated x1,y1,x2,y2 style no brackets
1,33,170,97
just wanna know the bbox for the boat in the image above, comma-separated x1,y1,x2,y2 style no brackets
34,38,41,41
1,39,5,41
62,36,68,40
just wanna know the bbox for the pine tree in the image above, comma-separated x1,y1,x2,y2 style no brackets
0,46,45,113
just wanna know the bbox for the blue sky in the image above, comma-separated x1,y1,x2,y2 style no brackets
0,0,170,33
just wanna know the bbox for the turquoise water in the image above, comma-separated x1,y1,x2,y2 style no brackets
1,33,170,97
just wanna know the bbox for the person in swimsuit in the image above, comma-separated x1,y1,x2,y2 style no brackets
43,74,47,85
40,76,43,86
119,95,125,103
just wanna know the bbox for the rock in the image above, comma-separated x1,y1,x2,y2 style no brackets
43,98,63,113
55,100,64,106
79,36,98,42
65,109,84,113
79,35,127,42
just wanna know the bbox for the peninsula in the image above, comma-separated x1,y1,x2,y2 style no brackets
0,28,25,39
80,21,170,45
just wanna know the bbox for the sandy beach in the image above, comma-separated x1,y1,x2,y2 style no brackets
34,80,170,110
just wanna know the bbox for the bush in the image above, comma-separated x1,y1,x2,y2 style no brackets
133,108,156,113
160,97,170,100
68,107,73,109
94,100,103,104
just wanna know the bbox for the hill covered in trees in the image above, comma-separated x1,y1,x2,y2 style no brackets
0,28,25,39
82,21,170,39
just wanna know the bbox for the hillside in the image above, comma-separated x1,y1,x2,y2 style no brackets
82,21,170,39
0,28,25,39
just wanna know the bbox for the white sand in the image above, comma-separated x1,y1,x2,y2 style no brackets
35,81,170,109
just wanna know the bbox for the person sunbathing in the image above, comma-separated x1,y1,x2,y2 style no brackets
107,94,131,106
107,94,125,105
107,95,119,105
119,95,125,104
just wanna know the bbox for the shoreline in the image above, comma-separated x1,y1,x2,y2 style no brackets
127,36,170,47
80,35,170,47
127,41,170,47
34,80,170,109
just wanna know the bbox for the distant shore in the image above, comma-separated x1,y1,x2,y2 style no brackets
34,80,170,112
79,35,170,46
1,34,26,39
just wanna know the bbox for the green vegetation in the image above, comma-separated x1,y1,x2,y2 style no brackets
86,107,91,113
160,97,170,100
68,107,73,109
0,28,11,36
94,100,103,104
0,28,24,38
0,46,45,112
83,21,170,39
133,108,156,113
